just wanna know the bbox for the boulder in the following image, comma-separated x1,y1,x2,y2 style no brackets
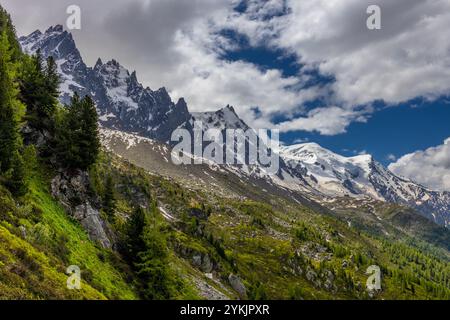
201,254,213,273
74,202,112,249
192,254,202,267
51,170,112,249
228,274,247,299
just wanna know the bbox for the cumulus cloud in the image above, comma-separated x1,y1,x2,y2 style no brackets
3,0,450,135
2,0,319,129
275,105,372,135
386,154,397,162
238,0,450,105
388,138,450,191
224,0,450,129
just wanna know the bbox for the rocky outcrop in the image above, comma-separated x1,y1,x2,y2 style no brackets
228,274,247,299
174,241,216,273
51,170,112,249
192,253,214,273
74,202,111,249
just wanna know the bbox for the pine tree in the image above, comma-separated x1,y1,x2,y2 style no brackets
44,56,60,113
55,94,100,170
55,93,80,167
19,51,59,133
135,225,172,300
124,207,147,261
103,174,116,221
78,95,100,169
4,151,28,196
0,26,27,195
0,7,21,59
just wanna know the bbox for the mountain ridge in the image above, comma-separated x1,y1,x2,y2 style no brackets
19,25,450,228
19,24,191,143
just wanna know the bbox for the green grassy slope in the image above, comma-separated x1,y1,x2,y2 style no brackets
1,150,449,300
96,153,450,300
0,166,137,299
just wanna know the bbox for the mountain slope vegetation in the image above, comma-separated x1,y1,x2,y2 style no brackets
0,5,449,300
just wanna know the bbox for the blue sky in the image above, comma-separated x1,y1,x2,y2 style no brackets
219,21,450,166
227,50,450,165
283,98,450,166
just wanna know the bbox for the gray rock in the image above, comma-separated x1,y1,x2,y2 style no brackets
51,169,89,206
228,274,247,299
192,254,202,267
192,254,214,273
342,260,349,268
306,270,317,282
51,170,112,249
324,279,333,291
321,270,334,282
19,225,27,239
74,202,112,249
201,255,213,273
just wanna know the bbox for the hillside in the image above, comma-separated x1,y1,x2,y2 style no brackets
18,24,450,228
0,5,449,301
3,143,449,299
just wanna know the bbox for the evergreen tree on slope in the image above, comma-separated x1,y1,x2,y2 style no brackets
0,24,27,195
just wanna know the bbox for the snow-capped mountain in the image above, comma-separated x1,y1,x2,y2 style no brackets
190,105,250,131
19,25,89,103
19,25,450,228
19,25,191,143
280,143,382,199
279,143,450,227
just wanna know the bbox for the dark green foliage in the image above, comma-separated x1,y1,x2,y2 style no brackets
135,223,173,300
288,285,306,300
19,52,59,134
3,151,28,196
103,174,117,221
294,222,322,242
55,94,100,170
0,7,21,59
0,22,27,195
248,281,268,300
124,206,178,300
124,207,147,261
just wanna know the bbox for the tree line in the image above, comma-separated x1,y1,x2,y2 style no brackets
0,7,100,197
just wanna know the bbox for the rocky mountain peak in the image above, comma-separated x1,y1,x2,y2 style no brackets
19,25,450,227
130,70,138,82
191,105,249,131
19,26,192,143
94,57,103,70
175,97,188,109
46,24,64,33
20,24,75,57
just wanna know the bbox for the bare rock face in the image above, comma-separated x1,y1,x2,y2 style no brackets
74,202,111,249
51,170,112,249
228,274,247,299
192,253,214,273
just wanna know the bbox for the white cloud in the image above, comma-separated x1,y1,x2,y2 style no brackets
224,0,450,130
267,0,450,105
3,0,450,135
293,137,309,144
275,106,371,135
386,154,397,161
389,138,450,191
